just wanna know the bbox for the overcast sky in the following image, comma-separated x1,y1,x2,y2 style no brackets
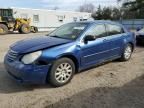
0,0,119,11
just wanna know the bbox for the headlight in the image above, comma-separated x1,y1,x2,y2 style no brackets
21,51,42,64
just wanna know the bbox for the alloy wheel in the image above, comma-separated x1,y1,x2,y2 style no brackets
55,63,73,83
124,45,132,60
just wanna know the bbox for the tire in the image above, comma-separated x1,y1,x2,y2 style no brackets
31,26,38,33
120,44,133,61
20,24,31,34
0,24,8,35
48,58,75,87
34,27,38,33
136,39,144,46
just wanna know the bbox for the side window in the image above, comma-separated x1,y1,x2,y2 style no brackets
73,17,77,22
33,15,39,22
57,15,64,22
107,24,124,35
85,24,107,38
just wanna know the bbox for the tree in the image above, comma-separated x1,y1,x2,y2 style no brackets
119,0,144,11
111,8,122,20
118,0,144,19
78,3,95,13
92,6,113,20
101,7,112,20
92,5,103,20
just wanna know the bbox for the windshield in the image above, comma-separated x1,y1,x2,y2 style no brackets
48,23,88,40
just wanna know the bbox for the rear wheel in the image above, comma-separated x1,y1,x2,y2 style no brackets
48,58,75,87
0,24,8,35
120,44,133,61
20,24,30,34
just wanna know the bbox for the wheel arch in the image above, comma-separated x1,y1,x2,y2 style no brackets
123,38,135,52
57,54,79,73
127,42,134,52
0,22,8,27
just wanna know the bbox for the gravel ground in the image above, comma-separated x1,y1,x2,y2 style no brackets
0,33,144,108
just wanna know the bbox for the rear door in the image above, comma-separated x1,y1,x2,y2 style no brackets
104,23,125,59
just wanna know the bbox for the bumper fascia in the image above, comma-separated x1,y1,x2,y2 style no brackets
4,56,51,84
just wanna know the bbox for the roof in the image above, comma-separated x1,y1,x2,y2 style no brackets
10,7,91,14
76,20,121,25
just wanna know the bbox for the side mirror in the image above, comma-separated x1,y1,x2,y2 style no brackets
84,35,96,42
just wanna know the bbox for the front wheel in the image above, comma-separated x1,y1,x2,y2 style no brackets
48,58,75,87
120,44,133,61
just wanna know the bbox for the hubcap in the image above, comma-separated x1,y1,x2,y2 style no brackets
24,27,28,32
0,28,4,33
124,46,132,59
55,63,72,83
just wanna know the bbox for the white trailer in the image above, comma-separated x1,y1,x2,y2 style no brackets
11,7,91,31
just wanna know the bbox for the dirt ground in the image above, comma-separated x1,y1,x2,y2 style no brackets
0,33,144,108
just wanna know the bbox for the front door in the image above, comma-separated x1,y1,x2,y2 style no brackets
80,24,112,67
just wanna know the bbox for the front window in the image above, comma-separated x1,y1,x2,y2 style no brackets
48,23,88,40
85,24,107,38
107,24,124,35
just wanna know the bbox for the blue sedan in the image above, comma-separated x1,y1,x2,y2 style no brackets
4,21,136,87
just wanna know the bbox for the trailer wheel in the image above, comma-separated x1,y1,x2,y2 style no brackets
0,24,8,35
31,26,38,33
20,24,31,34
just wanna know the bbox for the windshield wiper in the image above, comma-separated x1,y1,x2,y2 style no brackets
48,35,73,40
49,35,64,39
51,35,60,38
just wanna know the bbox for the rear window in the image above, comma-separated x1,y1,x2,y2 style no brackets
107,24,124,35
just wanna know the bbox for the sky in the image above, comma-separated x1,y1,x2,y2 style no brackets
0,0,119,11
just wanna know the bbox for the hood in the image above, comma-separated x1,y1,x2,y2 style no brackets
10,36,72,54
